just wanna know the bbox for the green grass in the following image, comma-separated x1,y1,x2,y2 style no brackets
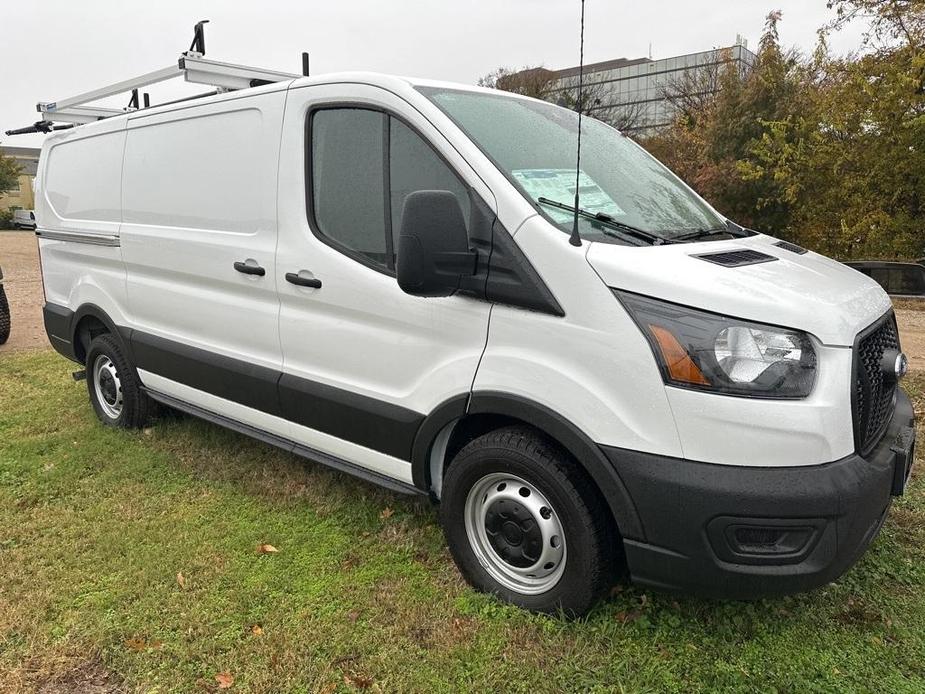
1,351,924,693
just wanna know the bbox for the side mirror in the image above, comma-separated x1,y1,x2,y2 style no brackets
396,190,476,297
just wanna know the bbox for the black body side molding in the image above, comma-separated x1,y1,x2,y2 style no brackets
130,330,283,417
279,373,423,461
44,302,128,365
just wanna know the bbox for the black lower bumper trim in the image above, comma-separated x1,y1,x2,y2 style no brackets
602,388,916,599
43,303,78,362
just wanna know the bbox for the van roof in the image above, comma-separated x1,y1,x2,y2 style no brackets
40,71,501,145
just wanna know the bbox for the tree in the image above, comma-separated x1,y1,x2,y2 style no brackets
477,65,556,99
824,0,925,50
658,50,729,125
480,6,924,258
644,11,811,236
642,7,925,258
0,147,20,195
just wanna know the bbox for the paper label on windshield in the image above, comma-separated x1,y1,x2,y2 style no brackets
512,169,624,223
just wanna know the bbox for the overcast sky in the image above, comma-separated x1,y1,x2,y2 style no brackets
2,1,868,148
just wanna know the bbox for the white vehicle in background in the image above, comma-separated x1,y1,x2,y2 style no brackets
13,26,916,616
12,209,36,230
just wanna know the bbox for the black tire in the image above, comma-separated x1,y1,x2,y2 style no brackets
0,286,10,345
85,334,151,429
440,426,617,616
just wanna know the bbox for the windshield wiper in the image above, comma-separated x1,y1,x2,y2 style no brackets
537,197,671,246
673,220,752,242
672,228,732,242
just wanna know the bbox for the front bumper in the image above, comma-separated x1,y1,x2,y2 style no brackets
602,388,916,599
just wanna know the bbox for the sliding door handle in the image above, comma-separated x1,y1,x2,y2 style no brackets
234,260,266,277
285,272,322,289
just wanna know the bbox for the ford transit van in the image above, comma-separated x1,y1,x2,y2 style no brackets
35,73,916,615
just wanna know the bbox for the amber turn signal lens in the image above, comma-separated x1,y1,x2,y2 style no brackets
648,324,711,386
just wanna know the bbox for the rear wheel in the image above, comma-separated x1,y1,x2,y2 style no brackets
0,286,10,345
85,334,151,428
440,426,616,616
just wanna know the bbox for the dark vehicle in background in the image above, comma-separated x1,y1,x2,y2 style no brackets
845,261,925,298
0,266,9,344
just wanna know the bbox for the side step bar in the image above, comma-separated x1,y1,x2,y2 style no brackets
143,388,424,497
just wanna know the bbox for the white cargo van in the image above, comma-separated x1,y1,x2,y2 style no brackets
12,209,36,230
31,68,915,615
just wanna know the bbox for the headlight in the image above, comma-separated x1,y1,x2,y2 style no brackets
616,291,817,398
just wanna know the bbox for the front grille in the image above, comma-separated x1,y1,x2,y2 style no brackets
854,313,900,454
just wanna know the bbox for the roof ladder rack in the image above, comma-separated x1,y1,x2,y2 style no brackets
6,20,302,135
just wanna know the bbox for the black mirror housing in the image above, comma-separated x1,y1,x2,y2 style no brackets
397,190,476,297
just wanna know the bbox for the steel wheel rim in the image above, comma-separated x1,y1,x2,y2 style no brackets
93,354,123,420
464,472,567,595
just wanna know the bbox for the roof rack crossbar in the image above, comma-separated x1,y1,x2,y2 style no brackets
178,54,299,92
13,21,302,135
37,64,182,115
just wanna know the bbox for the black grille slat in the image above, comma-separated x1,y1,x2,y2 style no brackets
694,249,778,268
854,315,900,453
773,241,808,255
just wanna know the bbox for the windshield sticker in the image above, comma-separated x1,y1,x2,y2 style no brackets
512,169,625,223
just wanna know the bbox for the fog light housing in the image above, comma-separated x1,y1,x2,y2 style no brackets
707,517,826,565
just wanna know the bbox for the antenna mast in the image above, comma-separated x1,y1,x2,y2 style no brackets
569,0,586,248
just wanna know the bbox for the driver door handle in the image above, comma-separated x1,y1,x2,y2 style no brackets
233,261,265,276
285,272,322,288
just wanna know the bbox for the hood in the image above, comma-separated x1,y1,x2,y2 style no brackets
586,234,891,346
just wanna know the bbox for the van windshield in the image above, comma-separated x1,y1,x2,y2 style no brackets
418,87,725,244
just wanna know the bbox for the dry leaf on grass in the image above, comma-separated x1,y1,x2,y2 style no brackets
379,507,394,520
614,610,643,625
347,610,360,623
176,572,186,589
256,543,279,554
124,637,163,651
251,624,264,636
215,671,234,689
343,672,374,689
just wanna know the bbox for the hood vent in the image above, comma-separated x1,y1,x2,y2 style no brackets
693,249,778,268
774,240,808,255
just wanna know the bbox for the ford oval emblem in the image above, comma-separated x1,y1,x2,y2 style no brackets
881,349,908,383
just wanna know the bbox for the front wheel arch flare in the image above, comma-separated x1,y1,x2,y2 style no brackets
412,391,645,541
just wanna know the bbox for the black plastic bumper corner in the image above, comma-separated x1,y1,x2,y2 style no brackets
602,388,916,599
43,303,79,363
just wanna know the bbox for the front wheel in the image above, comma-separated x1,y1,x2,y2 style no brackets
85,334,151,429
440,426,617,616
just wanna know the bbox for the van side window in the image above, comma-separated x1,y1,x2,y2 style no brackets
389,119,470,254
310,108,468,272
311,109,388,267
